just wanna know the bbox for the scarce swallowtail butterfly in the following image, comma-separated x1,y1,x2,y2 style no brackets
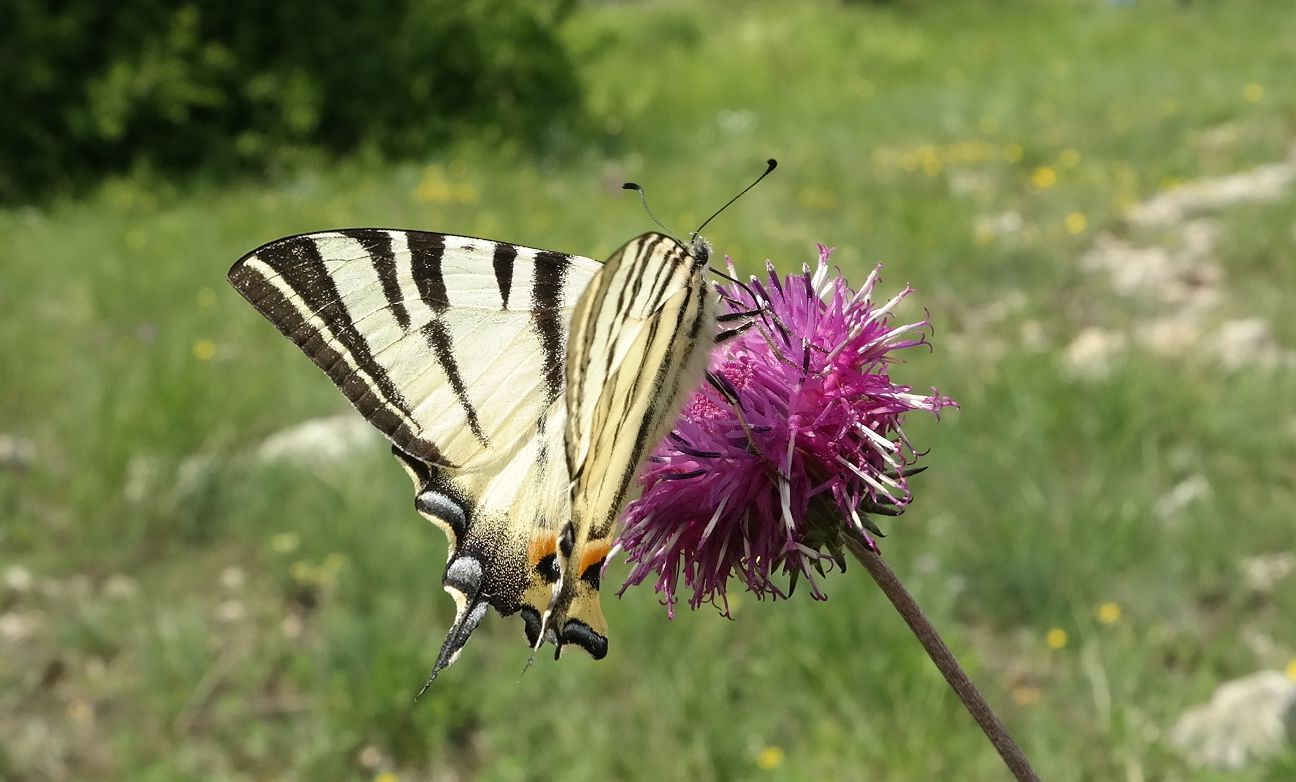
228,162,774,694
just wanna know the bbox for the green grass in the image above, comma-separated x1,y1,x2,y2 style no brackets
4,0,1296,779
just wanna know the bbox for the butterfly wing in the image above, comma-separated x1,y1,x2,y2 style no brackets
551,233,717,655
228,229,601,682
229,229,594,471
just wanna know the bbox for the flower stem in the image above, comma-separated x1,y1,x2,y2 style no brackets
844,534,1041,782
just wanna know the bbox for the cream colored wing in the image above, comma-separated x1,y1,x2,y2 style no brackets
547,232,717,656
229,229,598,471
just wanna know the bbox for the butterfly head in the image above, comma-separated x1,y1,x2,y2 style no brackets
686,233,712,267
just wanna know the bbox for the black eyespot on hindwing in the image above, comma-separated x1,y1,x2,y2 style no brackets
580,559,605,591
444,556,484,595
560,620,608,660
536,553,561,584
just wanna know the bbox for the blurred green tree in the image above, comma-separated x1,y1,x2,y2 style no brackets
0,0,581,202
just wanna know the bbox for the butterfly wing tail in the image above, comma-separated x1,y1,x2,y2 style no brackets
417,590,490,698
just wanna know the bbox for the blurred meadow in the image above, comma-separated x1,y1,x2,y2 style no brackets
4,0,1296,779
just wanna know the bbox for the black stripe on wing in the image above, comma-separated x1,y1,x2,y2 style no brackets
493,243,517,310
228,235,449,465
406,232,489,447
339,228,409,330
533,250,572,406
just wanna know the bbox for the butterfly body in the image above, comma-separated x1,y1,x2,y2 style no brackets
229,228,715,684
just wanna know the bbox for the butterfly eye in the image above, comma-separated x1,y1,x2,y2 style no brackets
536,553,561,584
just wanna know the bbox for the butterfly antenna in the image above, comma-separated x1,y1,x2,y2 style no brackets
692,158,777,240
622,182,680,243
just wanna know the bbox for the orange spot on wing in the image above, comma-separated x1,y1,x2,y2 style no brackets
528,531,558,564
579,541,611,575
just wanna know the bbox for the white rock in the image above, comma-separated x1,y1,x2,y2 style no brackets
3,565,34,593
1081,233,1222,308
974,210,1023,237
1240,552,1296,593
122,455,162,504
220,565,246,591
1210,318,1290,371
0,611,36,641
1136,313,1203,359
216,599,245,623
102,574,138,599
1062,327,1127,380
1129,162,1296,226
1154,475,1211,520
1170,671,1296,770
255,415,381,468
0,434,34,470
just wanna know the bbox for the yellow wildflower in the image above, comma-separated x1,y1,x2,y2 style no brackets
290,561,315,584
756,746,784,770
1011,685,1041,706
1046,628,1068,649
1005,143,1024,163
270,532,301,554
193,339,217,361
321,552,349,581
1031,167,1057,190
1096,601,1121,624
974,225,994,247
797,188,839,211
1064,212,1087,235
1243,83,1264,103
68,700,94,723
1285,659,1296,682
415,167,478,204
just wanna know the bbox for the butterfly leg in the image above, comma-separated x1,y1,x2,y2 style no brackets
714,307,762,344
705,371,761,452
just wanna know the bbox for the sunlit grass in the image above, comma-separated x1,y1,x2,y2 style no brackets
3,0,1296,779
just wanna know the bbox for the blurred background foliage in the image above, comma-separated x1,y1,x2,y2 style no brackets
0,0,580,202
3,0,1296,780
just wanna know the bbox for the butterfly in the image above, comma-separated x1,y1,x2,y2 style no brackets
228,227,719,692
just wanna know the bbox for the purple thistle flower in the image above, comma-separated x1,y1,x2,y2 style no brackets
614,244,957,617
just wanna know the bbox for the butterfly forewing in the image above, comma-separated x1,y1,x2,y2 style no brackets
228,229,597,471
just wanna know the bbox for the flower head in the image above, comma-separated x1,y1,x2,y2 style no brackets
615,244,956,616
